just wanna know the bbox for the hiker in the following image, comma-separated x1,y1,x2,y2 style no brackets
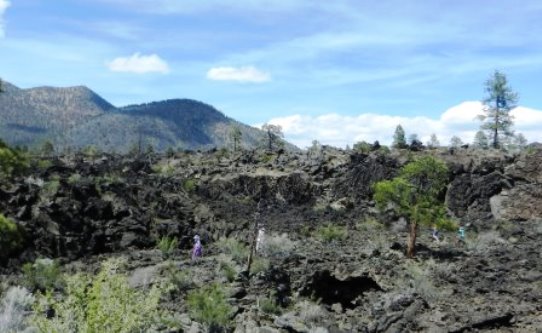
192,234,202,261
431,225,440,242
457,225,465,243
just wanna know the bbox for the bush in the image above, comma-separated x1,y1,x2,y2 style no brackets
0,143,28,178
315,225,347,244
216,237,248,264
31,258,164,333
183,179,197,193
0,214,24,262
187,283,232,331
162,261,193,292
259,233,296,259
41,179,60,198
250,257,270,275
259,297,281,315
356,217,385,232
218,258,237,283
22,258,62,292
157,236,178,259
0,286,34,333
296,300,326,328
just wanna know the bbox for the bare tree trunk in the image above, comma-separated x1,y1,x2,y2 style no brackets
246,202,261,275
407,221,417,258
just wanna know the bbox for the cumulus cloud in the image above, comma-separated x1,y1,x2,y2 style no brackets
107,52,170,74
207,66,270,83
262,101,542,149
0,0,10,38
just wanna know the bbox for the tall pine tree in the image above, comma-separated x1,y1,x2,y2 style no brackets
392,125,407,149
479,70,517,148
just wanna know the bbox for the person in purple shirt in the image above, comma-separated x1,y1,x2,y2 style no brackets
192,234,202,261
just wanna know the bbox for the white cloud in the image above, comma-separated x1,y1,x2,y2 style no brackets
262,101,542,149
107,52,170,74
0,0,10,38
207,66,270,83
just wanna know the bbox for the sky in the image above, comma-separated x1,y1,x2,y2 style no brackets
1,0,542,148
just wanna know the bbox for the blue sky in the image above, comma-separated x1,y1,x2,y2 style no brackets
1,0,542,147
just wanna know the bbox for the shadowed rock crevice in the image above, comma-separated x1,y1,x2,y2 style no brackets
300,270,383,309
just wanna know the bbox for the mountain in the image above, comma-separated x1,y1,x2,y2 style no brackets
0,81,286,152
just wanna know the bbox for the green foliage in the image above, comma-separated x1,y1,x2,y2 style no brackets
162,261,193,292
219,259,237,282
36,159,53,170
157,236,178,259
229,125,242,152
0,214,24,261
356,216,385,232
479,70,517,149
0,140,29,178
186,283,232,330
31,258,164,333
216,237,249,264
250,257,270,275
82,145,99,159
22,258,63,292
392,125,407,149
67,173,82,185
315,224,348,244
353,141,372,154
427,133,440,149
473,130,489,149
183,178,197,193
450,136,463,148
374,156,449,229
41,179,60,198
374,156,450,257
40,140,55,157
261,123,284,151
259,297,282,315
260,153,274,164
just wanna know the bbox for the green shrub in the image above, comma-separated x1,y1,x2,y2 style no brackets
216,237,248,264
219,260,237,283
315,225,347,244
353,141,372,154
162,261,193,292
0,144,28,178
250,257,270,275
22,258,62,292
259,233,296,259
67,173,82,185
183,179,197,193
187,283,232,331
356,217,385,232
36,159,53,170
259,297,281,315
41,179,60,198
157,236,178,259
31,258,164,333
0,214,24,261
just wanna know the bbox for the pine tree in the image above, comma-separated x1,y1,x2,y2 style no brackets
473,130,489,149
392,125,407,149
427,133,440,148
374,156,452,258
479,70,517,148
450,136,463,148
229,125,242,152
515,133,527,149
